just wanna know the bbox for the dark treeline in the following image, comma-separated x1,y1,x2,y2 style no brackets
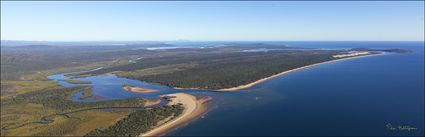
85,105,184,137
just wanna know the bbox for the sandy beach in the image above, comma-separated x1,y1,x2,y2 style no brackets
122,85,159,93
219,53,385,91
140,93,209,137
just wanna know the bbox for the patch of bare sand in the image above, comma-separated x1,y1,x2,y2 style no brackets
122,85,158,93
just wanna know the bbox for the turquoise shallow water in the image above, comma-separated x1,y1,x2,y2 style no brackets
48,42,424,136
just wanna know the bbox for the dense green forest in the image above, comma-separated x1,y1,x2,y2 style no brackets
85,105,184,137
135,52,337,89
77,50,340,89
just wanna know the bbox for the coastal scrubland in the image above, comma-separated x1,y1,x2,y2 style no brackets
85,105,184,137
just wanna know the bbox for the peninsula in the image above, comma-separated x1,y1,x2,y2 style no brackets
140,93,209,137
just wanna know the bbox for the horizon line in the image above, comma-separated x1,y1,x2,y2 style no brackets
2,40,424,42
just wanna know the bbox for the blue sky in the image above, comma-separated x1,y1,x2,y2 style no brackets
1,1,424,41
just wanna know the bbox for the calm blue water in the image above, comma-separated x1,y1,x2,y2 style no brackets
48,42,424,136
170,42,424,136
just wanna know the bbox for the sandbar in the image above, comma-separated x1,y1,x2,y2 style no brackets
122,85,159,93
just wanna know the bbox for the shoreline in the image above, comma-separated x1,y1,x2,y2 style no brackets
140,93,210,137
218,53,386,91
